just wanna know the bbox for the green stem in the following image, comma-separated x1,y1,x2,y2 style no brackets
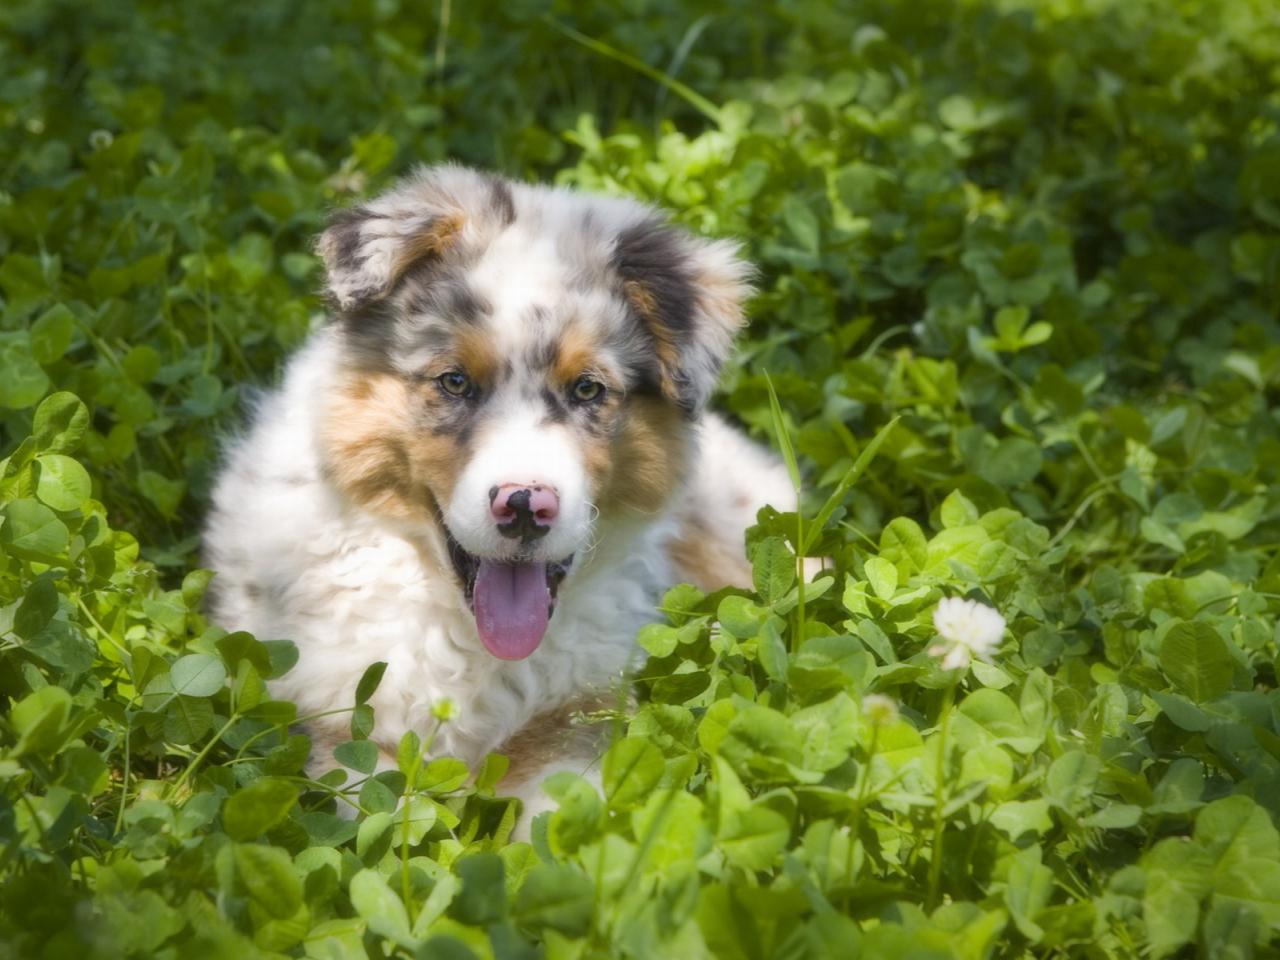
794,508,806,649
1071,429,1117,492
114,715,132,836
618,787,679,893
400,731,426,905
1044,486,1113,551
926,683,956,912
231,704,357,763
166,712,241,798
845,723,880,891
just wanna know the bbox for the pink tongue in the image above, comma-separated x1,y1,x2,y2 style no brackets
473,560,550,660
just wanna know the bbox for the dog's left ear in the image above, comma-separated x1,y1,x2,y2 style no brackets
317,185,465,312
317,165,516,312
613,219,754,414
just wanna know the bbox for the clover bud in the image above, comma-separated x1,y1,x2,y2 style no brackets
862,693,900,727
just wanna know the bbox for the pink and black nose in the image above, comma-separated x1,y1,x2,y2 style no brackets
489,484,559,543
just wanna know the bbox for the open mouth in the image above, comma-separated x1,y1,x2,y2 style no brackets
444,527,572,661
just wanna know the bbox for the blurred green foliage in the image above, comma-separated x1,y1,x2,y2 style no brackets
2,0,1280,956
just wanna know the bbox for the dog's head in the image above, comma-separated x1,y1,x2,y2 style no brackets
315,165,751,660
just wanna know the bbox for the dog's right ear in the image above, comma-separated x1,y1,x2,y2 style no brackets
318,165,518,312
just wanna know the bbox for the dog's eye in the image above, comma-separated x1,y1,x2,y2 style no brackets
438,371,474,398
571,377,604,404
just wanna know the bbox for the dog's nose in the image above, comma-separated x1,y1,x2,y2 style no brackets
489,484,559,542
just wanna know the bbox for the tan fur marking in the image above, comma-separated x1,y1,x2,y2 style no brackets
622,279,658,320
692,267,749,340
389,212,465,286
599,397,687,515
453,325,500,386
304,720,347,776
322,372,464,520
497,695,615,790
622,279,682,399
669,516,753,591
323,374,417,519
407,427,466,509
551,323,601,387
582,432,614,499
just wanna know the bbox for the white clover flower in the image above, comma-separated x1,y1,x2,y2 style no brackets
928,597,1005,671
861,693,900,727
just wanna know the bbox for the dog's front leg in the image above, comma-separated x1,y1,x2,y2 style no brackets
494,699,613,841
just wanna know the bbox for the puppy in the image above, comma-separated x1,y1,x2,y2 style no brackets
204,165,796,825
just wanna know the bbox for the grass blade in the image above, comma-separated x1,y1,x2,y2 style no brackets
764,373,808,646
542,17,724,126
801,416,899,554
764,372,802,493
